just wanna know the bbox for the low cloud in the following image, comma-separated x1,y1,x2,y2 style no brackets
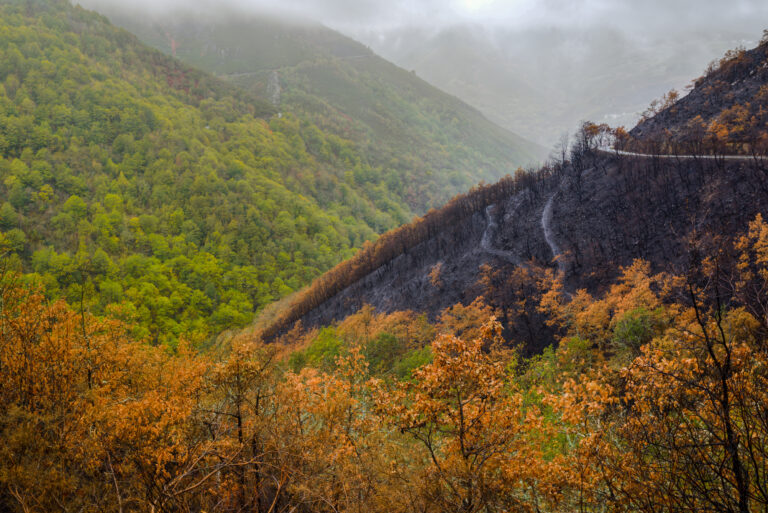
79,0,768,43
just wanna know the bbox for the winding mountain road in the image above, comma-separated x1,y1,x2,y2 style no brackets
480,192,565,276
480,204,521,265
541,193,565,276
597,147,764,161
480,147,744,280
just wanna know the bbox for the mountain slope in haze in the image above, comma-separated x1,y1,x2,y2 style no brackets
363,24,762,147
84,7,545,211
263,39,768,350
0,0,421,345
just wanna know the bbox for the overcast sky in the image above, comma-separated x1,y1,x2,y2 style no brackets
80,0,768,36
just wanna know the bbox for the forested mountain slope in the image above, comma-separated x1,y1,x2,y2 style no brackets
0,0,420,345
85,7,545,211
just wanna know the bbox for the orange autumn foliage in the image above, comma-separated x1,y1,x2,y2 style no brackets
373,319,547,513
3,216,768,513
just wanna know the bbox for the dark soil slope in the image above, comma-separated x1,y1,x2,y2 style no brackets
266,148,768,349
263,37,768,349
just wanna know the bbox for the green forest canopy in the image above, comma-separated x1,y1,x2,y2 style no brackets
0,0,426,346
